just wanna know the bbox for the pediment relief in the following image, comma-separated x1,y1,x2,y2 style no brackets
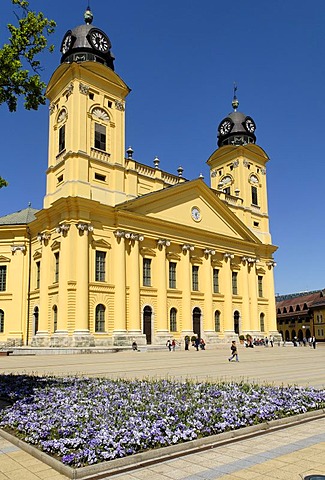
166,252,181,261
0,255,11,263
33,251,42,260
231,263,241,271
190,255,203,265
140,247,156,257
211,259,223,267
92,239,112,249
50,240,61,251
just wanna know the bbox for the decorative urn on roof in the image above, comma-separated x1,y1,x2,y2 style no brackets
217,87,256,147
60,6,115,70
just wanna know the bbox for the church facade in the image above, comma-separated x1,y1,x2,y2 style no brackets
0,8,278,348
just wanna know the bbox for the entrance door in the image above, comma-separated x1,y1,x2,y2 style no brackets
193,307,201,339
143,306,152,344
234,310,240,334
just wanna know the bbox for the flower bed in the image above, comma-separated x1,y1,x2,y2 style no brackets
0,374,324,467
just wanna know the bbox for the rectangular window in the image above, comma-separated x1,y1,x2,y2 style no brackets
94,172,106,182
36,261,40,289
251,186,258,205
0,266,7,292
95,123,106,151
213,268,219,293
59,124,65,153
54,252,59,283
192,265,199,291
258,275,263,297
232,272,238,295
169,262,176,289
143,258,152,287
95,251,106,282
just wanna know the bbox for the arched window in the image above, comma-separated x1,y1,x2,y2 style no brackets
215,310,221,332
260,313,265,332
170,308,177,332
95,304,106,332
0,310,4,333
53,305,58,333
91,107,110,153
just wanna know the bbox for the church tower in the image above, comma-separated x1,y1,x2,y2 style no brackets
207,91,272,245
44,7,130,209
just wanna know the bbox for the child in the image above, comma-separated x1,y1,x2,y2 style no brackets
228,340,239,362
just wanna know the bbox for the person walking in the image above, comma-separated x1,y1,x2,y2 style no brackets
228,340,239,362
166,339,172,351
312,336,316,349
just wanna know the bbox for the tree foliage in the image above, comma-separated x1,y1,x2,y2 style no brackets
0,0,56,112
0,177,9,189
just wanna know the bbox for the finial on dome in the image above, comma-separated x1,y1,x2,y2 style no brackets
232,82,239,112
84,6,93,24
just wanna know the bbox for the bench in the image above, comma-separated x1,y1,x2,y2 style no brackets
0,351,13,356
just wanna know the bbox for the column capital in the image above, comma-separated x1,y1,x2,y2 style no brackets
11,245,26,254
55,223,70,236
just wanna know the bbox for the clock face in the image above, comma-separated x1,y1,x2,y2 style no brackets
191,207,201,221
245,118,256,133
89,30,110,52
61,32,73,54
219,119,232,135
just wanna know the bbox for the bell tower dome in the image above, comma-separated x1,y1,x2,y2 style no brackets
60,6,115,70
44,7,130,209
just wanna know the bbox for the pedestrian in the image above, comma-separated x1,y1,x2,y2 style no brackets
312,336,316,349
194,336,200,351
269,335,274,347
199,338,206,350
132,341,138,351
184,335,190,351
172,339,176,351
166,339,172,351
228,340,239,362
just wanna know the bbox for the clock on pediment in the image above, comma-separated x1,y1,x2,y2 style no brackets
191,207,201,222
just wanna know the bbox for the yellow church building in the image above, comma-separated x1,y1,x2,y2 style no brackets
0,8,278,348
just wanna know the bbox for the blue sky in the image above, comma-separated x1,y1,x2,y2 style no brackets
1,0,324,295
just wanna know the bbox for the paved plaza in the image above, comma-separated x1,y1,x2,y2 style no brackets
0,343,325,479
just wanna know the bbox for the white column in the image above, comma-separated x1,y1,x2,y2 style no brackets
113,233,126,334
128,239,141,334
75,224,91,334
181,247,192,335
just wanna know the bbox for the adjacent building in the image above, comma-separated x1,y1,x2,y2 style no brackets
276,290,325,342
0,8,278,348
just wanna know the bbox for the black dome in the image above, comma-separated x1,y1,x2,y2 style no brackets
60,9,115,70
217,96,256,147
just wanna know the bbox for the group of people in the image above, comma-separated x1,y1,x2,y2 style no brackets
244,335,274,348
289,336,316,348
167,336,206,351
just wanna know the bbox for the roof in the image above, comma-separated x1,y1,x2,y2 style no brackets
0,206,38,225
276,290,325,315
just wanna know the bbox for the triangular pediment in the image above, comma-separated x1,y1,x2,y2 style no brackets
118,179,261,245
0,255,10,263
50,240,61,251
33,251,42,260
92,239,112,249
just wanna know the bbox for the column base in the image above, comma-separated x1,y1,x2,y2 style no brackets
3,335,24,347
31,331,50,347
112,333,147,346
49,331,71,348
203,332,221,344
155,330,172,346
72,330,95,347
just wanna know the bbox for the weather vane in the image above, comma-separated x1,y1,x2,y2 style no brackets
232,82,239,111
